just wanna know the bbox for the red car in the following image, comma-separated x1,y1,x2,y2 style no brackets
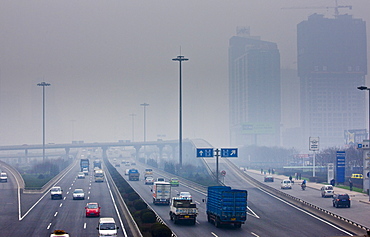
85,202,100,217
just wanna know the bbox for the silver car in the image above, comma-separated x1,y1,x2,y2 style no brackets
72,188,85,200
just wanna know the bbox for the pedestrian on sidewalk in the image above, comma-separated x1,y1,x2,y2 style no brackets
289,175,293,183
261,168,263,174
349,179,353,191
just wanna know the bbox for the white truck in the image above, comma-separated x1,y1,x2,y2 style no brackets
0,172,8,182
169,197,198,225
152,181,171,205
94,169,104,182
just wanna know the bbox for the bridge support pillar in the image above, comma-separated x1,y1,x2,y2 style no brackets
65,147,70,160
102,146,108,159
134,145,142,162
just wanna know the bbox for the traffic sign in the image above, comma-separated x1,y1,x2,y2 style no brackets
221,170,226,176
221,148,238,157
196,148,214,157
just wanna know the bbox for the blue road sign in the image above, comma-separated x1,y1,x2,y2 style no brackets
358,143,363,149
221,148,238,157
196,148,214,157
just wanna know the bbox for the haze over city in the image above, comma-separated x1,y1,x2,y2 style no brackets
0,0,369,148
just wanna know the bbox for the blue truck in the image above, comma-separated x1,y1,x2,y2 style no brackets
206,186,247,228
93,159,102,169
80,158,90,172
128,169,140,181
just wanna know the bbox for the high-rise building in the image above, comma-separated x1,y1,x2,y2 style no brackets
229,27,281,147
298,14,367,149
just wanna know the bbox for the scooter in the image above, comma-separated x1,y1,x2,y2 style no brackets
301,183,306,190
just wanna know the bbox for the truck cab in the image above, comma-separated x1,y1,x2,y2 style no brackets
169,197,198,225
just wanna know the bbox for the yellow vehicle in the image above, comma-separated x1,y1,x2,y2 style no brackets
351,174,363,179
144,168,153,177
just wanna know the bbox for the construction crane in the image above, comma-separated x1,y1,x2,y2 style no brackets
281,0,352,18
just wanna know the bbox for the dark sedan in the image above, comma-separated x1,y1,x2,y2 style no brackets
264,176,274,182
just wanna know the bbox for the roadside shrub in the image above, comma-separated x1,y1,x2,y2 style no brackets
128,192,140,201
141,211,156,223
150,223,172,237
133,200,147,210
140,209,154,219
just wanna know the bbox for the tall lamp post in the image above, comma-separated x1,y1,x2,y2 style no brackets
172,55,188,168
129,113,136,142
140,103,149,143
357,86,370,140
37,82,51,162
357,86,370,200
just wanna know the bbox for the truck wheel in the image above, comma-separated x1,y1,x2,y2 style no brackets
192,219,196,225
215,220,220,228
174,217,178,224
207,214,211,223
170,213,173,221
234,223,241,228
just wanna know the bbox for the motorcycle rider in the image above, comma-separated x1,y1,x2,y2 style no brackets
301,179,307,190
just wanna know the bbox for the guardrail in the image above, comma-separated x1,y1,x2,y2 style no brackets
104,164,143,237
224,158,370,235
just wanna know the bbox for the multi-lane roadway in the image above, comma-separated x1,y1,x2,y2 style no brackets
0,162,129,236
115,159,358,237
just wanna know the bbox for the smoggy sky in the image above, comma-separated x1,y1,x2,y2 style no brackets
0,0,369,148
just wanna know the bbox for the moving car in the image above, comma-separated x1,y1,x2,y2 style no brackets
321,185,334,197
280,179,292,189
85,202,101,217
170,178,179,186
179,191,192,200
72,188,85,200
50,230,70,237
145,176,154,185
264,175,274,182
0,172,8,182
125,169,130,175
97,217,119,236
83,167,89,175
156,177,165,182
77,172,85,179
333,193,351,208
50,186,63,200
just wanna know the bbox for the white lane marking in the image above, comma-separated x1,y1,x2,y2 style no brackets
258,188,353,236
211,232,218,237
251,232,260,237
63,197,66,200
54,212,58,217
84,223,87,229
247,206,260,218
88,191,91,194
71,183,74,186
47,223,52,230
59,203,63,207
19,160,77,220
105,173,128,237
88,196,90,200
69,187,72,190
66,191,69,194
195,201,200,204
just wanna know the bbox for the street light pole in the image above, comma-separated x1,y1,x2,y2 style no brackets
140,103,149,143
129,113,136,142
37,82,51,163
357,86,370,200
172,55,188,168
357,86,370,140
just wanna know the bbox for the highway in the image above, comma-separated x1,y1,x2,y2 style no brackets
0,160,129,236
113,159,357,237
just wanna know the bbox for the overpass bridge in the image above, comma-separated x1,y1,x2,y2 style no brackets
0,139,213,166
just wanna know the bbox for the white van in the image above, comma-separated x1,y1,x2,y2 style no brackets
281,179,292,189
97,217,119,236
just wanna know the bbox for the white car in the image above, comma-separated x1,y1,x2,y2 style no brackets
145,176,154,185
83,168,89,175
50,186,63,200
321,185,334,197
77,172,85,179
281,179,292,189
179,191,192,200
72,188,85,200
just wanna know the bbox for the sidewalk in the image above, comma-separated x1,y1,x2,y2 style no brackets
246,169,370,205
